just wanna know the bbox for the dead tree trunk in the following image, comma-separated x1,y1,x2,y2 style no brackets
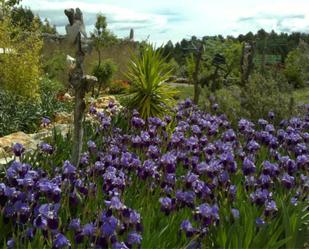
70,34,85,166
65,9,97,166
193,44,203,105
240,42,254,87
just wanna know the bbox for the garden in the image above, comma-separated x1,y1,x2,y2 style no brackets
0,1,308,249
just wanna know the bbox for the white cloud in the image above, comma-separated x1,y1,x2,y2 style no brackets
20,0,309,43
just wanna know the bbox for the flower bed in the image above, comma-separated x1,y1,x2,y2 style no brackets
0,100,308,249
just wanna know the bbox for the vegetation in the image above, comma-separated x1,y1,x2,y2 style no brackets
0,13,42,99
126,45,178,119
0,2,308,249
0,101,308,248
92,59,117,97
109,80,129,95
284,43,309,88
91,14,117,67
0,77,72,136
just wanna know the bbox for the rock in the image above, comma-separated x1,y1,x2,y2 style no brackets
0,156,14,166
63,93,74,101
54,124,72,137
0,147,8,158
0,132,38,153
92,96,120,109
0,132,38,165
0,125,72,166
54,112,73,124
30,129,52,141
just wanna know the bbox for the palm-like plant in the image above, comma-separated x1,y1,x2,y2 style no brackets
126,45,178,119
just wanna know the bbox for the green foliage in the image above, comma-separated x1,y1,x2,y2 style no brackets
215,85,242,123
91,14,118,65
108,80,129,94
126,45,178,119
42,50,67,80
92,59,117,96
185,53,195,80
241,73,293,123
40,17,56,34
0,14,42,99
9,6,56,33
11,6,34,30
183,38,242,93
0,77,72,136
284,47,309,88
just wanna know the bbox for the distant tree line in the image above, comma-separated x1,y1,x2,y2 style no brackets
162,29,309,66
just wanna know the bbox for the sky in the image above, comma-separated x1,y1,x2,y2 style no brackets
20,0,309,44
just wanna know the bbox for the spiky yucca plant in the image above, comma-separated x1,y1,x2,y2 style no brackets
126,45,178,119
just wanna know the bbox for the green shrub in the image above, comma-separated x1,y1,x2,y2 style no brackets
39,77,73,118
126,45,178,119
0,77,73,136
241,73,293,123
42,51,67,80
108,80,129,94
215,85,242,124
92,59,117,96
284,48,309,88
0,15,42,99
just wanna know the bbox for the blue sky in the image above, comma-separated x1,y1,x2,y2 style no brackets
21,0,309,44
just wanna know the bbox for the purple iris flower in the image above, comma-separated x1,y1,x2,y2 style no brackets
258,119,268,127
53,233,71,249
131,117,145,128
80,153,90,166
191,125,201,135
258,174,273,189
256,217,266,226
12,143,25,157
7,238,15,249
159,197,174,214
82,223,96,237
180,220,196,237
262,161,279,177
264,200,278,216
105,196,124,210
231,208,240,219
281,173,295,189
222,129,236,142
242,158,256,175
197,203,220,225
127,232,142,245
89,105,97,114
42,117,51,127
87,140,97,153
101,216,118,237
40,143,54,154
176,190,196,207
62,160,76,176
69,218,81,231
147,145,160,159
268,111,275,119
247,140,260,152
38,203,60,230
112,242,129,249
250,188,270,205
265,124,275,134
160,152,177,174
